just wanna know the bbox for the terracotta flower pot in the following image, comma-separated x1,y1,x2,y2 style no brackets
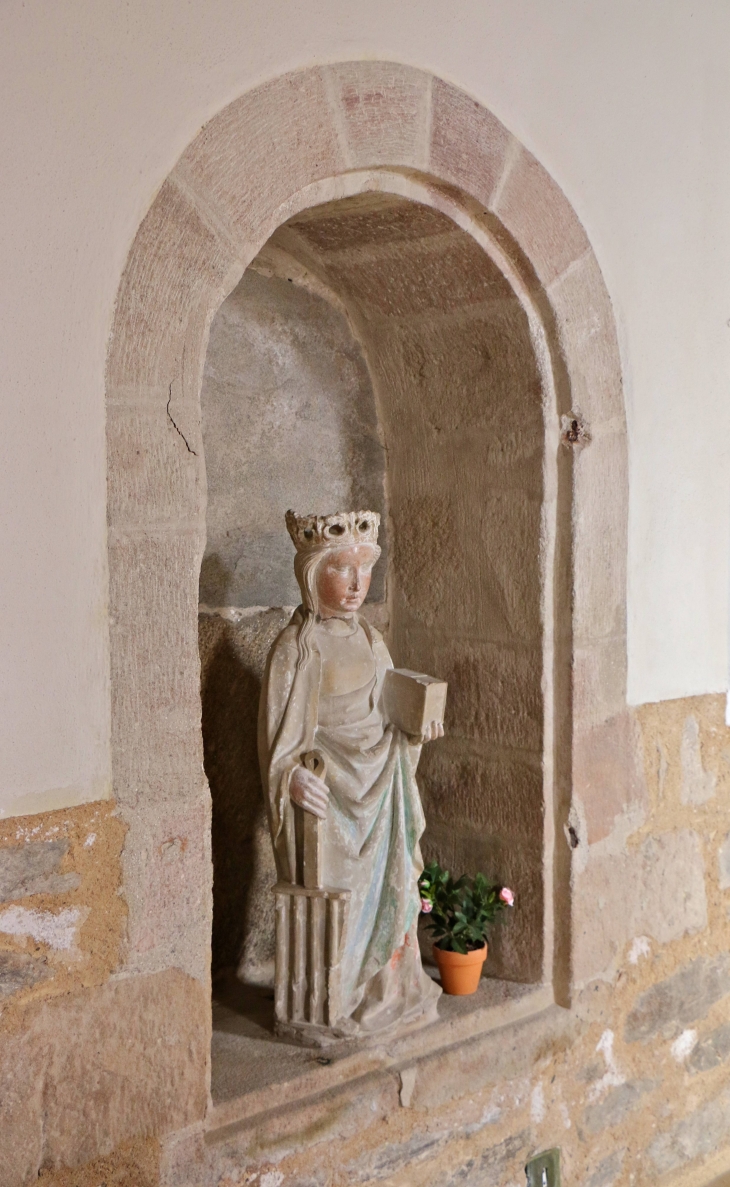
434,942,487,995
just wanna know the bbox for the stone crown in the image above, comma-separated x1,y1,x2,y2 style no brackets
285,509,381,554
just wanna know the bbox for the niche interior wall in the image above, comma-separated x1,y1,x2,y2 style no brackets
106,61,627,1126
199,190,548,985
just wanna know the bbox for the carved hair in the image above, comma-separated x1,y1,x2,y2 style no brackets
293,550,325,670
292,542,381,671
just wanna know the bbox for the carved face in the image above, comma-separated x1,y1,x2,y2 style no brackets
316,545,377,617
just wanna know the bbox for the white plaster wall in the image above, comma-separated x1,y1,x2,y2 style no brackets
2,0,729,815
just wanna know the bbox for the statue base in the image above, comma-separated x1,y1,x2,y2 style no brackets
274,1018,348,1048
274,993,441,1050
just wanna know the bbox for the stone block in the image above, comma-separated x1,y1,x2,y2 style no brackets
587,1148,626,1187
107,401,205,531
159,1124,208,1187
573,710,647,845
389,486,543,640
572,851,634,987
323,227,514,318
572,637,627,735
325,61,431,170
688,1022,730,1074
348,1129,448,1182
436,1130,532,1187
0,950,54,998
419,746,543,837
119,796,212,983
429,78,512,206
369,301,543,452
625,954,730,1043
35,1138,161,1187
581,1079,654,1134
0,1026,45,1187
648,1092,730,1174
175,68,344,251
108,530,205,801
719,833,730,890
680,713,717,805
572,430,628,647
638,830,707,944
429,642,542,754
287,190,451,254
0,839,77,902
407,1005,573,1111
574,832,707,986
0,904,85,954
547,249,624,425
636,693,728,812
107,177,239,390
210,1074,399,1171
469,488,543,642
0,802,126,991
37,969,208,1169
492,146,590,287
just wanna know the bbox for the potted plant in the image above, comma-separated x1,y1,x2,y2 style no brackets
418,860,515,995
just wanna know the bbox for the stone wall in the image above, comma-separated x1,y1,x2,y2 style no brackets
1,60,676,1187
101,64,628,1130
167,693,730,1187
0,802,207,1187
5,695,730,1185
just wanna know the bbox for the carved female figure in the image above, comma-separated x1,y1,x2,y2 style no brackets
259,510,443,1037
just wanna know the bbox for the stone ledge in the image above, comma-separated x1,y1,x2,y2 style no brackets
206,978,553,1136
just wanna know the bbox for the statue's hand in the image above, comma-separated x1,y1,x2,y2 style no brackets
420,720,445,744
290,766,330,819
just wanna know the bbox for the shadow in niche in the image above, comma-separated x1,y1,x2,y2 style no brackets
200,609,291,981
201,628,263,977
199,551,234,607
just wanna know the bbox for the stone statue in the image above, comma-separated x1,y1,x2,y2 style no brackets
259,510,445,1042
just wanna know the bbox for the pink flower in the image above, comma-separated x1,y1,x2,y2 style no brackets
420,898,433,914
499,887,515,907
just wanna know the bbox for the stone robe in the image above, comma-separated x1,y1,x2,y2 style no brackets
259,609,440,1035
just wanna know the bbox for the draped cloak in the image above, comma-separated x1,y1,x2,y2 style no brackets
258,609,441,1035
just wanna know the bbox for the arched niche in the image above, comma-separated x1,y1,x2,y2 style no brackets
105,64,627,1052
200,188,548,989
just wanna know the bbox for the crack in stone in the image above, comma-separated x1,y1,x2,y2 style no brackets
167,383,197,455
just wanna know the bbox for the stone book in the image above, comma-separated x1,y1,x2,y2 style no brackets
382,668,448,738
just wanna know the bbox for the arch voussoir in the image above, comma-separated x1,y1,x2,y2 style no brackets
428,77,513,208
491,145,592,288
174,68,345,261
548,250,624,428
323,60,432,171
107,177,239,394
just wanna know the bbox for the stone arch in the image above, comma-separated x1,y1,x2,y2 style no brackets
106,62,627,1013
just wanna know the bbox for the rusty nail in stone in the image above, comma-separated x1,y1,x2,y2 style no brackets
561,412,591,449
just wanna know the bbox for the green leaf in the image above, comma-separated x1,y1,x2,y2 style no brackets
419,860,513,951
